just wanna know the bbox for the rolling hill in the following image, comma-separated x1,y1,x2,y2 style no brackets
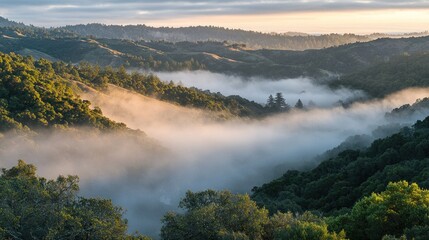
2,27,429,80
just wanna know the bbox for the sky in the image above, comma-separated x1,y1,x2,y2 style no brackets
1,1,429,33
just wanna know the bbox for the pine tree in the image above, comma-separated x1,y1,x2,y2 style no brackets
295,99,304,109
274,92,289,111
266,94,275,109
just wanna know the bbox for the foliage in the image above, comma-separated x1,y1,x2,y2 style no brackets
0,52,126,132
0,160,151,240
265,93,291,113
50,61,268,117
161,190,269,240
266,212,346,240
3,27,429,80
331,53,429,97
61,24,378,51
252,115,429,216
160,190,345,240
295,99,304,109
330,181,429,240
386,97,429,121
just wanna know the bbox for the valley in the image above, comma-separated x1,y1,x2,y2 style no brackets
1,8,429,240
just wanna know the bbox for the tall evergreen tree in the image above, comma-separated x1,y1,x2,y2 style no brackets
274,92,289,111
266,94,275,109
295,99,304,109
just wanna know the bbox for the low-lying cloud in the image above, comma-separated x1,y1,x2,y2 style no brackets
1,85,429,238
155,71,365,107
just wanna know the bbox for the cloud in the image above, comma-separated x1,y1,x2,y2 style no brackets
2,0,429,27
155,71,366,107
1,83,429,237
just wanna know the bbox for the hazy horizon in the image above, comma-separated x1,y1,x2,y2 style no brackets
4,15,429,36
1,1,429,34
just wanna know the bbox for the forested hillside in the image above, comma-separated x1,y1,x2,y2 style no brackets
6,159,429,240
5,117,429,239
0,160,150,239
331,53,429,97
252,115,429,216
2,28,429,79
0,53,125,132
61,24,429,51
61,24,373,50
161,181,429,240
0,51,266,128
0,17,27,28
2,15,429,240
1,16,428,51
51,61,268,117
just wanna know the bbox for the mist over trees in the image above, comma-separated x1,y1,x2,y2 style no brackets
252,115,429,222
0,160,150,240
295,99,304,109
59,24,429,51
330,53,429,98
54,61,269,117
265,93,291,113
265,94,306,113
2,24,429,81
4,160,429,240
2,14,429,240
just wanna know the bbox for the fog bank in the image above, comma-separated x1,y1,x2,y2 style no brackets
1,86,429,237
155,71,365,107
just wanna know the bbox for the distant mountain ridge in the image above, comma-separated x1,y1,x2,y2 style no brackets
0,17,27,28
60,24,376,50
2,27,429,82
59,24,429,50
1,16,428,51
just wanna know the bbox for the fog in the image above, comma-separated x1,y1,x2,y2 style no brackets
1,83,429,237
155,71,366,107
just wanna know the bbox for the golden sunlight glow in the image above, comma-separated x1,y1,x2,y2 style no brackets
142,9,429,34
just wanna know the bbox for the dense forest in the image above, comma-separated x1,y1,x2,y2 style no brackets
251,115,429,237
51,61,268,117
0,160,151,239
0,51,267,125
61,24,373,51
3,15,429,240
1,25,429,80
59,24,429,51
162,180,429,240
2,52,429,238
6,129,429,240
2,16,428,51
331,53,429,97
386,97,429,120
4,161,429,239
0,53,126,132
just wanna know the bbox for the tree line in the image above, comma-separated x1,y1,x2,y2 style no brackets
265,93,305,113
2,160,429,239
51,60,270,118
0,53,126,132
252,115,429,239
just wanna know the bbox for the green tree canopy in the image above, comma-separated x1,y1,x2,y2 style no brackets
0,160,150,240
331,181,429,240
161,190,269,240
0,52,126,132
161,190,346,240
266,212,346,240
